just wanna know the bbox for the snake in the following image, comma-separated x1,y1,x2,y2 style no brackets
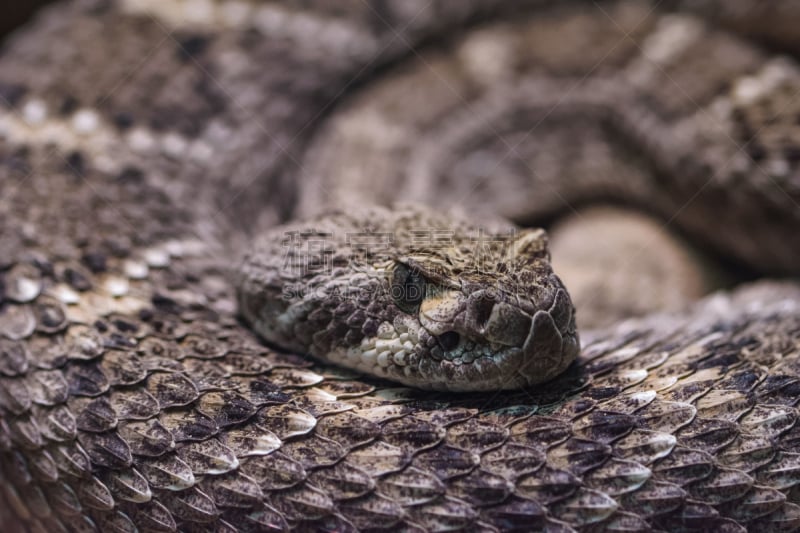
1,0,800,531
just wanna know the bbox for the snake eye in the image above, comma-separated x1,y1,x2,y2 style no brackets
391,263,426,314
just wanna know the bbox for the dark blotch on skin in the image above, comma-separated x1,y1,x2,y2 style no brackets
0,82,26,107
176,35,210,61
113,111,135,130
65,151,85,177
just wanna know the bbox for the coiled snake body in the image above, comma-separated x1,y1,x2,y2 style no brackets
1,1,800,531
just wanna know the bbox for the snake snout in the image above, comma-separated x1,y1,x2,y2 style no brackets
474,285,579,386
477,298,533,347
516,291,580,385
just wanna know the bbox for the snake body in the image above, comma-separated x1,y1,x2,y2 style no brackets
1,1,800,531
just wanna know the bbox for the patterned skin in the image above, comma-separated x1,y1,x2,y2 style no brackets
0,1,799,531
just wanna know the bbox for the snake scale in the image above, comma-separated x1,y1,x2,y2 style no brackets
1,0,800,531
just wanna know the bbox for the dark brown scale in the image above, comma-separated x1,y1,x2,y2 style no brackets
0,1,799,531
412,445,478,481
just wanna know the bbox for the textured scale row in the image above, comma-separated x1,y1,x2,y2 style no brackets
1,0,800,531
1,242,800,531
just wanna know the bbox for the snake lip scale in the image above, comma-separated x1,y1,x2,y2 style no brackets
0,1,799,531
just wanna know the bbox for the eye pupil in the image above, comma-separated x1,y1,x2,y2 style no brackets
392,263,426,313
404,272,424,301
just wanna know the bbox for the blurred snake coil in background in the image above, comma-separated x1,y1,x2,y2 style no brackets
0,1,800,531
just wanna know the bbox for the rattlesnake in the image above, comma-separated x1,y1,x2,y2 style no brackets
1,1,800,531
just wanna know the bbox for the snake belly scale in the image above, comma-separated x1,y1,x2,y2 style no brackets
0,1,799,532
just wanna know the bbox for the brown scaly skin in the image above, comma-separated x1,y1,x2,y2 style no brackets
237,205,579,391
0,1,799,532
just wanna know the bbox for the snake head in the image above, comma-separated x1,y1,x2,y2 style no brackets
378,227,580,391
237,206,579,392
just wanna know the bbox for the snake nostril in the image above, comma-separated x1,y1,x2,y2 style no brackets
472,297,495,329
438,331,461,351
